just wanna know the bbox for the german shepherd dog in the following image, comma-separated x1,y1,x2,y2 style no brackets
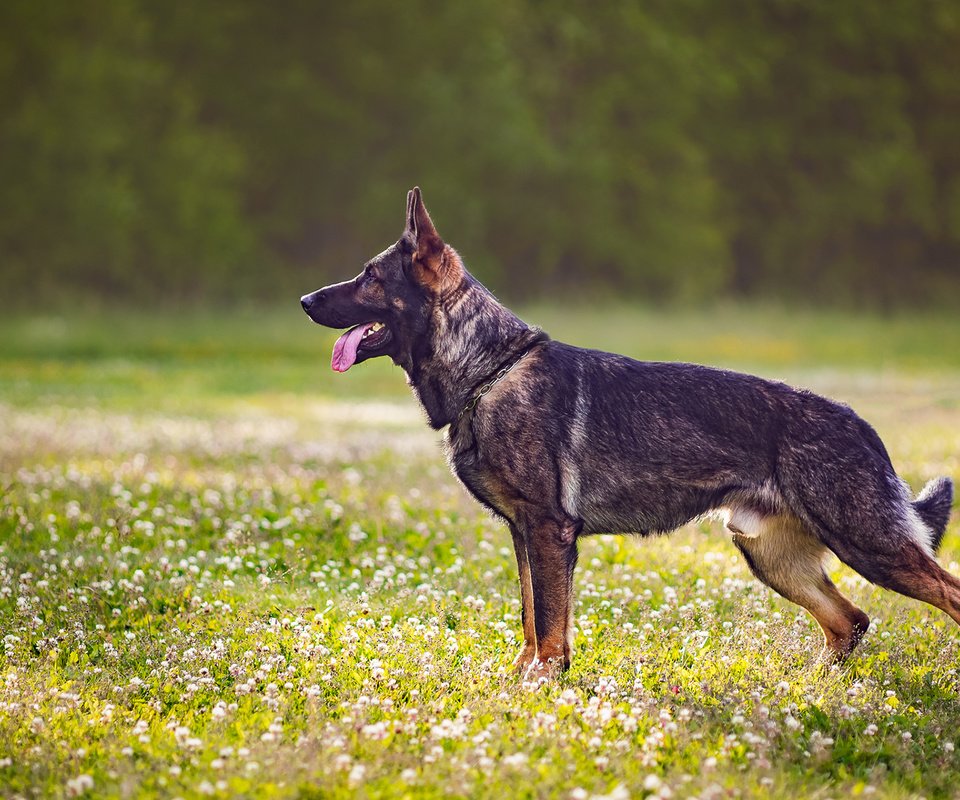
301,187,957,679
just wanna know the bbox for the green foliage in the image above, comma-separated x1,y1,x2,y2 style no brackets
0,0,254,300
1,0,959,306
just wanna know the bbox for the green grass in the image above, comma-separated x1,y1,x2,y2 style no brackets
0,305,958,799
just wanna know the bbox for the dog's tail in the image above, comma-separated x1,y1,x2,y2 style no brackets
914,476,954,553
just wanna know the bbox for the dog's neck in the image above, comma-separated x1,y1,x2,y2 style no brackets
405,277,544,429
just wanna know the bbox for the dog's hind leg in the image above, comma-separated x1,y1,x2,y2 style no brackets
827,537,960,628
788,490,960,628
509,524,538,673
776,421,959,632
731,514,871,659
880,548,960,626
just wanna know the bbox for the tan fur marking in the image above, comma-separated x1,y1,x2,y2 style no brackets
733,513,870,657
525,518,576,673
510,526,538,672
413,245,464,294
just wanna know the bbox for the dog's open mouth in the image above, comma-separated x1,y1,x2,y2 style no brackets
331,322,391,372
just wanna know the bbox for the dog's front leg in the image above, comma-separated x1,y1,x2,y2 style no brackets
522,516,579,681
509,524,538,673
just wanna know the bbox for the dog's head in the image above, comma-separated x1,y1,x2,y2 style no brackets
301,187,463,372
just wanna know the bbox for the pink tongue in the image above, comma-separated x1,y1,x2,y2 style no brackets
331,323,373,372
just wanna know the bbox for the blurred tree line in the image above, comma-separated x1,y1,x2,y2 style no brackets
1,0,958,308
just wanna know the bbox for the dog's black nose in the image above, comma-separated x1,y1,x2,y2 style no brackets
301,290,327,314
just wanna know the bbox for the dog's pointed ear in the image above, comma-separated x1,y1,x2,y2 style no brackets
409,187,441,250
405,187,459,291
404,189,418,239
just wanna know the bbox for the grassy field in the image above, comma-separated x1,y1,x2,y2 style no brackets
0,305,958,799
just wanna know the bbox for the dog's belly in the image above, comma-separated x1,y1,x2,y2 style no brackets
562,456,718,534
574,477,720,535
569,462,784,538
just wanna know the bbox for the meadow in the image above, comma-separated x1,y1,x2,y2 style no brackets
0,305,958,799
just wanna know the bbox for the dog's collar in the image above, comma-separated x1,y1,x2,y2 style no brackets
455,331,547,425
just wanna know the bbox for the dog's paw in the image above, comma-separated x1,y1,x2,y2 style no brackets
521,655,567,684
512,643,537,674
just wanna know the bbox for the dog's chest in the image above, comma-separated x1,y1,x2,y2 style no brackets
443,425,525,521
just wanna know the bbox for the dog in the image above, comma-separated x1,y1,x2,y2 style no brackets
301,187,957,679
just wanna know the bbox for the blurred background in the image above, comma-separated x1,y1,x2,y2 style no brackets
1,0,959,311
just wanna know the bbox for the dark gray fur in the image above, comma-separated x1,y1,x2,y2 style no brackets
302,187,958,676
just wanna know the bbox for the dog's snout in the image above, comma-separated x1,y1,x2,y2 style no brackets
301,290,326,314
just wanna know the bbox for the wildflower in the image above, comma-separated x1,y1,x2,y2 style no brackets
66,775,94,797
590,786,629,800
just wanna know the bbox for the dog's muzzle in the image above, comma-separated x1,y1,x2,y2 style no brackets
300,290,325,315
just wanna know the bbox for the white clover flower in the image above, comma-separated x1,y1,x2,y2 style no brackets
66,775,94,797
590,785,629,800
